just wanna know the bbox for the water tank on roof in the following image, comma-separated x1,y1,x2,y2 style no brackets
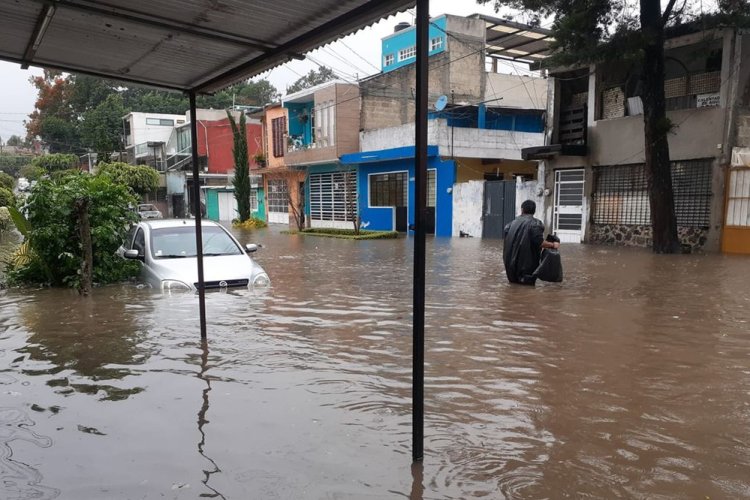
394,22,411,33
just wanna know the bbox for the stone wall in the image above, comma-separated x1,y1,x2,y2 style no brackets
452,180,484,237
589,224,709,251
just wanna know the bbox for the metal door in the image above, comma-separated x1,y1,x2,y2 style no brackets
553,169,585,242
482,180,516,239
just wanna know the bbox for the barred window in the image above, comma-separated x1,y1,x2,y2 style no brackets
267,179,288,213
593,159,712,227
249,188,258,212
309,171,356,222
271,117,286,158
726,168,750,227
370,172,407,207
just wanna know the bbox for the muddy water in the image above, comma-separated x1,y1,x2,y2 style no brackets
1,227,750,499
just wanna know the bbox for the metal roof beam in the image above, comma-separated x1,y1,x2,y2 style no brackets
495,34,551,53
21,3,56,69
41,0,278,52
192,0,414,92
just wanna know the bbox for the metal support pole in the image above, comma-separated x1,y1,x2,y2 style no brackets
413,0,429,463
189,91,207,339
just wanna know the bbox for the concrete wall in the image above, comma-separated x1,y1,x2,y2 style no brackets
484,73,548,110
263,105,287,170
360,15,485,132
361,119,544,160
125,112,185,148
452,180,484,237
198,117,262,174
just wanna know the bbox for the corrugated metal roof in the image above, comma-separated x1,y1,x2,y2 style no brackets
470,14,554,64
0,0,414,93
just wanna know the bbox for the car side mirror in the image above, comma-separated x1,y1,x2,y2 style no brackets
124,249,143,260
245,243,259,253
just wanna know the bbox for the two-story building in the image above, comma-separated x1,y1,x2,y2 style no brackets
522,24,750,253
281,81,361,230
123,109,262,221
343,14,550,237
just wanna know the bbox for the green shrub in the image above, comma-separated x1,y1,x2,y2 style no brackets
0,172,14,191
6,172,139,288
0,206,11,232
96,161,159,196
295,228,399,240
19,164,46,181
0,187,15,208
31,153,79,173
232,216,267,229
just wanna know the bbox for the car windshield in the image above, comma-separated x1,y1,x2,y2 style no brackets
138,204,156,211
150,226,242,258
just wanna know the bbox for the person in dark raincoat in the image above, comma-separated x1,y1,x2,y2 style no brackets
503,200,560,285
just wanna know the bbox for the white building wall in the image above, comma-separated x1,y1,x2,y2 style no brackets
125,112,186,148
361,119,543,160
452,180,485,237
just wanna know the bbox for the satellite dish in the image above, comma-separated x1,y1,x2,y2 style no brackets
434,95,448,111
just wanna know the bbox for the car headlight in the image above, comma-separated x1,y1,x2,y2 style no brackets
252,273,270,287
161,279,192,292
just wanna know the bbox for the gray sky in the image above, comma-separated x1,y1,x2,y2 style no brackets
0,1,509,140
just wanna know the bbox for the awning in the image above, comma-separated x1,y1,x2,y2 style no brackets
0,0,414,93
470,14,553,64
340,145,439,165
521,143,588,160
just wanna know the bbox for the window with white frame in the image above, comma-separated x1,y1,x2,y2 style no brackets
267,179,288,213
398,45,416,61
249,188,258,212
430,36,443,51
370,172,408,207
384,54,394,66
427,170,436,208
145,118,175,126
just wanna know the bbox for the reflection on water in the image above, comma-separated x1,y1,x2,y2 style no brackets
1,227,750,498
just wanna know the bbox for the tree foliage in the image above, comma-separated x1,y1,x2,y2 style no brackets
6,135,24,147
32,153,79,173
6,172,139,288
26,73,280,155
286,66,337,94
227,111,251,222
19,164,46,181
0,172,14,191
0,187,15,208
96,161,160,196
80,94,127,162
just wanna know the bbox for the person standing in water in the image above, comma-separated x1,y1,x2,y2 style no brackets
503,200,560,285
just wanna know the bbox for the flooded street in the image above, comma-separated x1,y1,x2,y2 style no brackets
1,227,750,499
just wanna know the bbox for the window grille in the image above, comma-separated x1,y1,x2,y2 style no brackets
267,179,288,213
249,188,258,212
726,168,750,227
593,159,712,227
370,172,407,207
271,116,286,158
427,170,436,208
398,46,416,61
309,171,356,222
384,54,394,66
430,36,443,51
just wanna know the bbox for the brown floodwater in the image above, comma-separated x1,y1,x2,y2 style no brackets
1,226,750,499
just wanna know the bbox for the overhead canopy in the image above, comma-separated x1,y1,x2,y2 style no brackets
471,14,553,65
0,0,414,93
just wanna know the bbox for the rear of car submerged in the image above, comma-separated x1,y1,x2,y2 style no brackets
119,219,270,292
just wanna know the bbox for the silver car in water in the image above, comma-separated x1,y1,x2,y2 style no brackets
120,219,270,291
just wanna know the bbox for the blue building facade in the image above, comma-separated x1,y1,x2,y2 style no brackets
341,146,455,237
381,15,447,73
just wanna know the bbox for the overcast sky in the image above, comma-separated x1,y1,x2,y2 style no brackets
0,1,512,140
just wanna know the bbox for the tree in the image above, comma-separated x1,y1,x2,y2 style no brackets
81,94,127,162
6,172,138,289
286,66,337,94
0,187,15,208
26,70,80,153
0,172,14,191
478,0,715,253
95,161,160,196
6,135,23,147
227,110,251,222
32,153,79,173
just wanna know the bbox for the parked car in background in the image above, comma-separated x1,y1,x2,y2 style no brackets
137,203,162,219
119,219,270,291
